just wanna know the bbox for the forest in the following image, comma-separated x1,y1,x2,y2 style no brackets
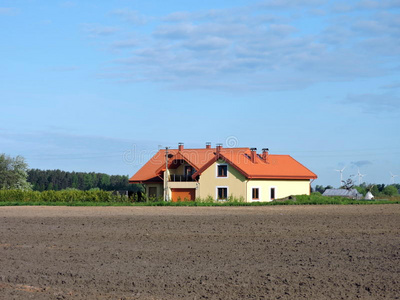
27,169,142,192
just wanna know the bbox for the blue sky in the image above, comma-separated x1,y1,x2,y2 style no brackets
1,0,399,187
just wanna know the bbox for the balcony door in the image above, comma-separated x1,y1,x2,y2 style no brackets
184,166,195,179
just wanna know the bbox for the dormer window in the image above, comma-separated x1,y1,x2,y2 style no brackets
217,164,228,177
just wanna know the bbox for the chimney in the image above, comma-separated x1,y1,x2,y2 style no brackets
262,148,269,162
250,148,257,163
178,142,184,151
216,143,223,154
206,142,211,149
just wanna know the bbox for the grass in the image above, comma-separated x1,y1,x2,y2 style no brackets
0,198,399,207
1,189,399,206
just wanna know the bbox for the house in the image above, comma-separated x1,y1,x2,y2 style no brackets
322,188,363,200
129,143,317,202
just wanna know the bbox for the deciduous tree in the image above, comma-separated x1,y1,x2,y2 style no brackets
0,154,32,190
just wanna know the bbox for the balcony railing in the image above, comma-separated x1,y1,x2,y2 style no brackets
168,174,195,182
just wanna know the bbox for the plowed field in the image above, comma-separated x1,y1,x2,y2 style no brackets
1,205,399,299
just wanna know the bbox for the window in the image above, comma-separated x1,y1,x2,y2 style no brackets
217,164,228,177
270,188,275,200
148,187,157,198
217,187,228,200
252,188,259,200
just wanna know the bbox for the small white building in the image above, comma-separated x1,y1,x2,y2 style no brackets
365,191,374,200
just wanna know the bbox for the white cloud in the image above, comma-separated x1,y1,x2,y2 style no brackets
344,93,400,113
82,23,119,37
0,7,17,15
111,38,140,49
111,9,147,25
95,2,400,91
381,82,400,89
48,66,79,72
257,0,326,9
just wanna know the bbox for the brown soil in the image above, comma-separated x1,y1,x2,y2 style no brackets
0,205,399,299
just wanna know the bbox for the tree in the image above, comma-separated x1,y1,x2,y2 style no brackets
0,154,32,190
383,185,398,196
341,179,354,190
83,173,94,190
355,186,367,196
100,174,110,189
315,185,324,193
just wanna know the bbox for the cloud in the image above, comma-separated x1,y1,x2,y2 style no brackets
343,93,400,113
331,3,355,13
163,11,193,22
111,38,140,49
257,0,326,9
111,9,147,25
48,66,79,72
0,7,17,15
356,0,400,9
0,130,161,173
331,0,400,13
381,82,400,89
60,2,77,8
95,2,400,91
351,160,373,167
82,23,119,37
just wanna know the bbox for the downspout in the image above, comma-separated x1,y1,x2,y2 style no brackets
310,179,315,195
164,147,169,201
246,179,249,203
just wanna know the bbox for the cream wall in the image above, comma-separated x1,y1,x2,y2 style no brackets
247,180,310,202
169,162,192,175
198,159,246,200
160,160,311,202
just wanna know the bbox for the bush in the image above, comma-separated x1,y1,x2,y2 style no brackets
1,190,400,206
0,189,131,203
383,185,398,196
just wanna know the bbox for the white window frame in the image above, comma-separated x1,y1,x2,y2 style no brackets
216,163,229,178
251,186,261,201
216,186,229,201
270,186,277,201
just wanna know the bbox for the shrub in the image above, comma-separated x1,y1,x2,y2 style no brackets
383,185,398,196
0,189,131,203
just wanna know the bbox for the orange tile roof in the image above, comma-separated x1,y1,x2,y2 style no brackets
129,147,317,183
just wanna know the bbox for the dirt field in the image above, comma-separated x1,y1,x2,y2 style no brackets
0,205,399,300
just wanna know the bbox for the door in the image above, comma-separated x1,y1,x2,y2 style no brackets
184,166,195,180
171,188,195,202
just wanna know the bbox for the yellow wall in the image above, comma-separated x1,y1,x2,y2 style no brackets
247,180,310,202
198,159,246,200
162,159,311,202
168,162,192,176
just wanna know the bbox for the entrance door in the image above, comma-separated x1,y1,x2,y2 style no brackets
171,188,195,202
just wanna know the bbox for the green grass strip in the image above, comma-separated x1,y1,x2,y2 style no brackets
0,200,399,207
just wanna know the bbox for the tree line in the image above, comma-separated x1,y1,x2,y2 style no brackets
314,183,400,197
27,169,142,192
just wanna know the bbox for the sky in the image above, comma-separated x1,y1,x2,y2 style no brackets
1,0,400,187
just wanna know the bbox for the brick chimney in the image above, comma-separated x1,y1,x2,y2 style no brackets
262,148,269,162
178,142,184,151
216,143,222,154
250,148,257,163
206,142,211,149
